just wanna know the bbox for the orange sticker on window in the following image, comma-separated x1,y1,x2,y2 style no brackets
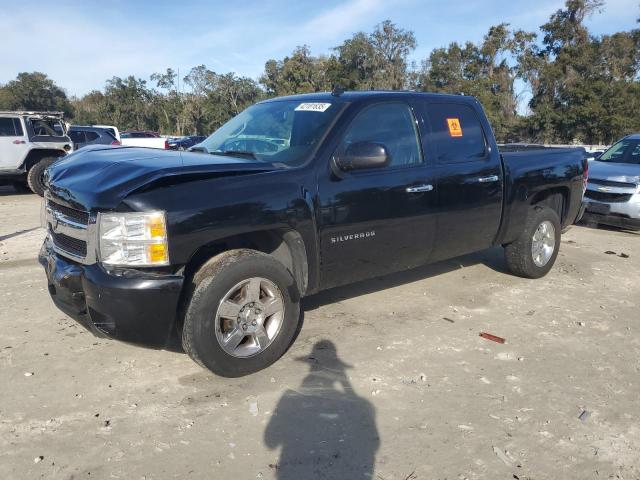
446,118,463,137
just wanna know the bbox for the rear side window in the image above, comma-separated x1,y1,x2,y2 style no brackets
425,103,487,163
69,131,86,144
85,131,100,142
339,102,423,168
0,117,23,136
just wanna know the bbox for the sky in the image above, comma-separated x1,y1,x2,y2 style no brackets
1,0,638,97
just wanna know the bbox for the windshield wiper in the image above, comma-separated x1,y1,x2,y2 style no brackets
213,150,258,160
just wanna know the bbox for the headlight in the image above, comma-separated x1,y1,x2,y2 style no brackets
98,211,169,266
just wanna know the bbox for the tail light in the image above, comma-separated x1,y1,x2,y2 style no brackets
111,140,121,145
582,157,589,194
164,139,169,150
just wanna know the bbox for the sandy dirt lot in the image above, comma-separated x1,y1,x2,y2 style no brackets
1,185,639,480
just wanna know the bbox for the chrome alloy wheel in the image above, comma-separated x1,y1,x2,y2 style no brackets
531,220,556,267
214,277,285,358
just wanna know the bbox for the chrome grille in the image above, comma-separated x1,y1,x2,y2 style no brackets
47,200,89,225
45,195,95,264
584,190,633,203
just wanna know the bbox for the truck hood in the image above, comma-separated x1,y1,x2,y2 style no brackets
588,160,640,185
46,146,277,211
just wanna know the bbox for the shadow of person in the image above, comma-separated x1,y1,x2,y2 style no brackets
265,340,379,479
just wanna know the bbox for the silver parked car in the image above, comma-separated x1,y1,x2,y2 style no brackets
582,134,640,231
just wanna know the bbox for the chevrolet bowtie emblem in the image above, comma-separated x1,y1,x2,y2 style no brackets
597,186,610,192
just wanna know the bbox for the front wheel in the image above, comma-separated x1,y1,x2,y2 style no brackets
182,249,301,377
27,157,56,196
504,206,561,279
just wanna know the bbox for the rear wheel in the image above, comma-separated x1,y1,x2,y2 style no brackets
504,206,561,279
182,249,301,377
27,157,56,196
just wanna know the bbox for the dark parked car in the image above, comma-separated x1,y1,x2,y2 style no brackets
168,135,207,150
41,91,588,377
68,126,120,150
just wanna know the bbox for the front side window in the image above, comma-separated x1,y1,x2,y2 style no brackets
426,103,487,163
598,139,640,165
199,100,342,166
338,103,423,168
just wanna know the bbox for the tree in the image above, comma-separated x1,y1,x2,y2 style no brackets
260,46,333,96
0,72,73,117
368,20,416,89
524,0,640,143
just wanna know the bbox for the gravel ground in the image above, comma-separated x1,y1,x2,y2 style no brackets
0,185,639,480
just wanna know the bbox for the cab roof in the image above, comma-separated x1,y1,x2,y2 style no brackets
261,90,478,105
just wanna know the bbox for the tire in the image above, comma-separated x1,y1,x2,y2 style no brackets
182,249,301,377
27,157,56,196
504,206,561,279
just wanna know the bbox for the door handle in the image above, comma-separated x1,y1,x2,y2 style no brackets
477,175,499,183
12,140,26,145
406,184,434,193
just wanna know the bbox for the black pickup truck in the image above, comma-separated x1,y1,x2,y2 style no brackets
40,91,587,376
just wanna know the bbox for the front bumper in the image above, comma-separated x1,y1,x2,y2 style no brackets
581,211,640,230
581,192,640,231
39,236,184,348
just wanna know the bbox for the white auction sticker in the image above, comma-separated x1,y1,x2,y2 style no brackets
295,102,332,112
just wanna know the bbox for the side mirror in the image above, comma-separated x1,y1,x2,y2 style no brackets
334,142,390,171
189,145,207,153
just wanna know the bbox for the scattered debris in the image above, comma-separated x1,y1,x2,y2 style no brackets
604,250,616,255
419,373,427,382
442,317,455,323
23,372,34,377
34,456,44,464
577,321,585,326
371,389,381,396
404,471,417,480
492,446,514,466
526,310,535,316
103,420,111,427
248,398,259,416
619,253,629,258
480,332,505,344
578,410,591,422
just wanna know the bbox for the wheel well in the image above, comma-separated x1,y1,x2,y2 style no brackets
182,229,309,296
22,149,66,171
529,188,568,223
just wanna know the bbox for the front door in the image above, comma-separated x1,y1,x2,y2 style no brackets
317,101,438,290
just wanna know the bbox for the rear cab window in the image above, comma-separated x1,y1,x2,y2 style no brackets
423,103,488,163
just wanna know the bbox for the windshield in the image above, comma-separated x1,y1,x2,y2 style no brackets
597,139,640,165
199,100,342,166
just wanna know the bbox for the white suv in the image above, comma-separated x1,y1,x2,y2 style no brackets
0,111,73,195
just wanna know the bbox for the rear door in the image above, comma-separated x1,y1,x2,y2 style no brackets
418,101,503,260
0,117,29,169
84,131,101,146
69,130,87,150
317,100,438,289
